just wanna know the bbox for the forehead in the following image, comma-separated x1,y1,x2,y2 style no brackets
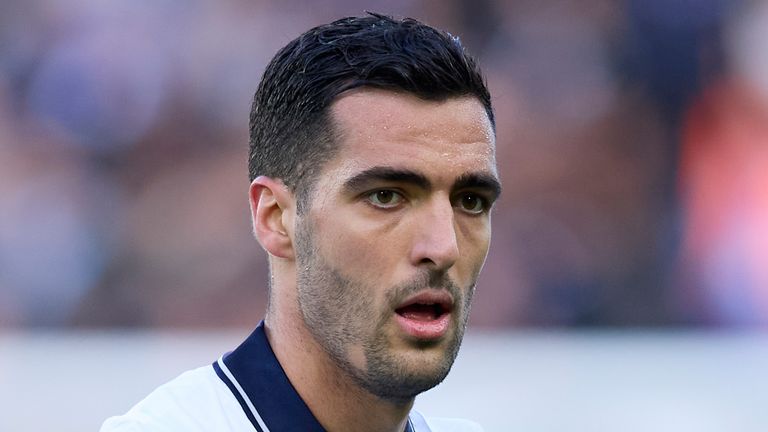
326,89,497,179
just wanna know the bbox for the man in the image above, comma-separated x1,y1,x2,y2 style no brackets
102,12,500,432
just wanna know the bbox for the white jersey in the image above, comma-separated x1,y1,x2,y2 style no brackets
101,322,483,432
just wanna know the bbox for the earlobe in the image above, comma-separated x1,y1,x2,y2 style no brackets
249,176,295,259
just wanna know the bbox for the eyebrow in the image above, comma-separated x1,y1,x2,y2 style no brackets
343,167,431,192
343,166,501,200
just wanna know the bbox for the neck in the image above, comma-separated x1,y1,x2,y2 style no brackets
264,299,413,432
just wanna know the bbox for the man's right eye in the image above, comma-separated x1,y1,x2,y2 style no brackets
366,190,404,208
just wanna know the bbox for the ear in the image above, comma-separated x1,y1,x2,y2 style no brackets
249,176,296,259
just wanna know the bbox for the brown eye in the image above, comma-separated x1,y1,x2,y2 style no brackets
458,193,485,214
367,190,403,208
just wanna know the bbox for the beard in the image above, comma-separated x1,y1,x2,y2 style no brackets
294,219,476,403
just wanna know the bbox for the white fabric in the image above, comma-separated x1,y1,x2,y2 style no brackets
101,366,252,432
411,411,485,432
101,365,484,432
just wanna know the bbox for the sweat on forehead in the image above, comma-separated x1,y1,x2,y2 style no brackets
329,90,495,145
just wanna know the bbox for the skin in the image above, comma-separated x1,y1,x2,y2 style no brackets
249,88,499,432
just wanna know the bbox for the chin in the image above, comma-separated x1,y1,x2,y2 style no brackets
353,337,460,403
360,362,453,403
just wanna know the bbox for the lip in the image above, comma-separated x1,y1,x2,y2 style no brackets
394,290,454,340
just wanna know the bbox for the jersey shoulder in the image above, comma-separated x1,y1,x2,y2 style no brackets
411,410,485,432
100,365,250,432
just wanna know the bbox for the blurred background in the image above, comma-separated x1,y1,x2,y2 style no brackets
1,0,767,430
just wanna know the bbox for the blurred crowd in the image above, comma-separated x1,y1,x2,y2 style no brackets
1,0,766,328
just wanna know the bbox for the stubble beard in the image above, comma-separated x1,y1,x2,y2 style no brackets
294,219,476,403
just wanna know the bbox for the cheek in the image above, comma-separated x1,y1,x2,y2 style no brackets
313,214,400,286
456,221,492,277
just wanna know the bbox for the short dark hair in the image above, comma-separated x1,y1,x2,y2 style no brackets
248,12,493,210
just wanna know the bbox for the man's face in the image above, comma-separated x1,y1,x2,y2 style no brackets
294,89,499,402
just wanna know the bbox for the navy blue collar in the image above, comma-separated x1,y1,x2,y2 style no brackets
213,321,415,432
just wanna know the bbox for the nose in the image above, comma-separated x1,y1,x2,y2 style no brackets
409,197,460,271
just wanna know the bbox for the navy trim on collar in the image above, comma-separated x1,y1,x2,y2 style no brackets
215,320,419,432
405,418,416,432
212,360,265,432
217,321,325,431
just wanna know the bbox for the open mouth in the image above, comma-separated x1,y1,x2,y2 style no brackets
395,302,448,321
393,291,454,339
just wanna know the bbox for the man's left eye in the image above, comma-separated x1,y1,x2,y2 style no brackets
457,193,486,214
367,190,403,208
